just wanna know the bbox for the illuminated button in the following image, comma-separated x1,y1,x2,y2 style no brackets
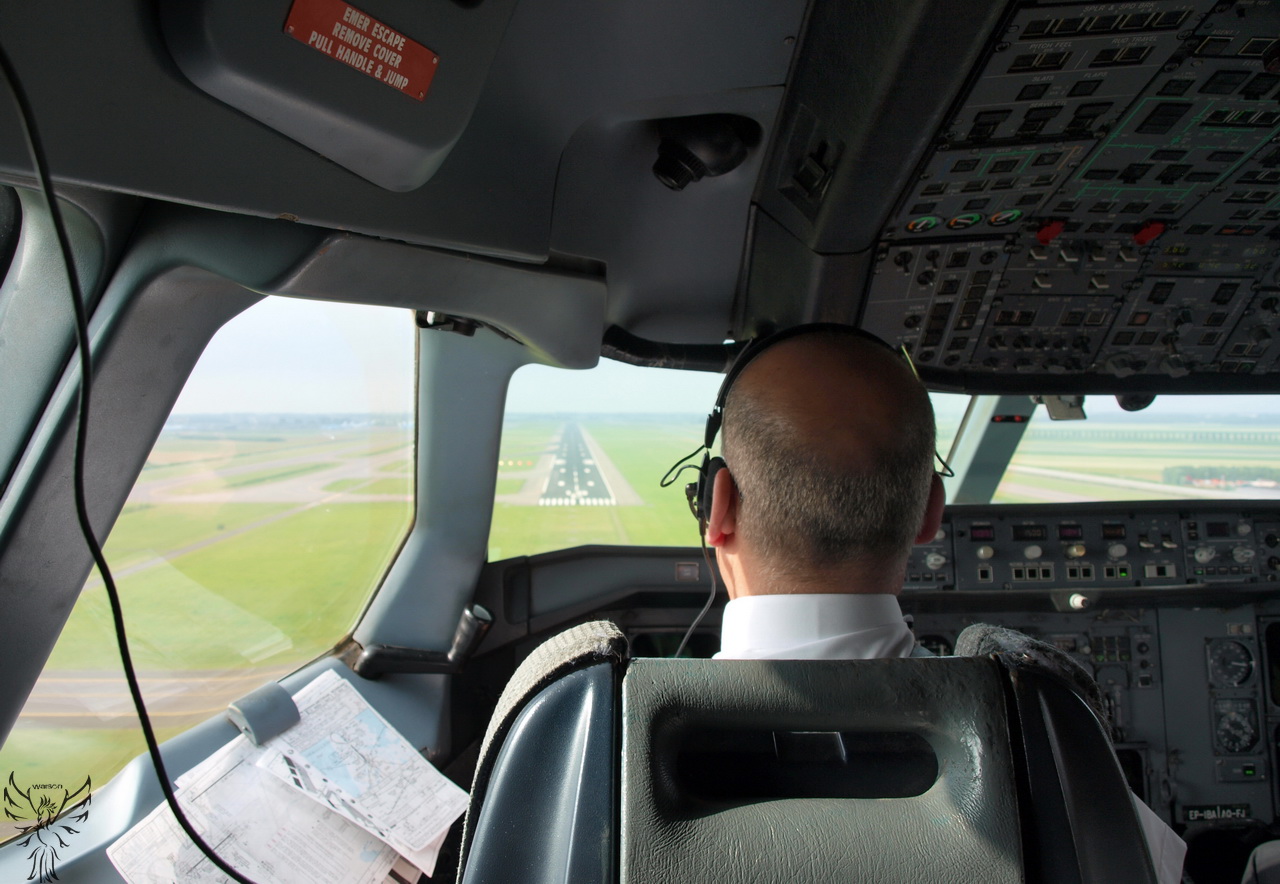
906,216,943,233
1024,544,1043,560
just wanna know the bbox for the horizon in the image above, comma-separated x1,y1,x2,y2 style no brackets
166,296,1280,418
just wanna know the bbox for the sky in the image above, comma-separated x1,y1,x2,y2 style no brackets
170,295,1280,418
169,297,725,415
171,298,414,414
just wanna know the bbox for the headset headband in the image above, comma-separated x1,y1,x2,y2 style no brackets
702,323,902,451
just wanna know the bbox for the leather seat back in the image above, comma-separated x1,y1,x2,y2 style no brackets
620,656,1024,884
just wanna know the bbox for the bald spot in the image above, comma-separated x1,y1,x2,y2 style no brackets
731,335,928,472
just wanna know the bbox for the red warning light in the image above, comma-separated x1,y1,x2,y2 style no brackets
1036,220,1065,245
1133,221,1166,246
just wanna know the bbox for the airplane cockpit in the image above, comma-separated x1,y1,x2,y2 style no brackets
3,0,1280,881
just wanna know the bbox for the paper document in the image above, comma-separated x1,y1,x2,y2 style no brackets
107,736,398,884
262,670,468,860
260,749,448,875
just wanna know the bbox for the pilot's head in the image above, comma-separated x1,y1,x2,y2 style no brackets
704,326,945,597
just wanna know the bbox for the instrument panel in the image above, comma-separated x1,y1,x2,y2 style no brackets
479,497,1280,860
898,501,1280,834
906,499,1280,594
905,603,1278,833
496,500,1280,842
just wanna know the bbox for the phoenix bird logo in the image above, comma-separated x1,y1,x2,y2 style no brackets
4,773,92,883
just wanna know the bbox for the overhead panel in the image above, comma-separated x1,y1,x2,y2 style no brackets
858,0,1280,392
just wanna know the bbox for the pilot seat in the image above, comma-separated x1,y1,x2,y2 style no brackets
455,620,1158,883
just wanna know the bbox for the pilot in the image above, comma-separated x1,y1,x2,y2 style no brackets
694,323,1186,882
699,324,943,656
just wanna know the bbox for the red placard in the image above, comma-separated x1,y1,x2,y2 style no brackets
284,0,438,101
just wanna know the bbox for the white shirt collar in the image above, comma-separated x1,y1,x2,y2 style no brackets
714,593,916,660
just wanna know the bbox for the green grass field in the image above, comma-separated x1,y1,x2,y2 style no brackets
138,430,406,481
323,477,368,492
991,422,1280,502
1,724,184,817
361,478,411,495
93,502,293,570
0,425,414,822
50,502,411,672
494,478,525,495
174,461,338,495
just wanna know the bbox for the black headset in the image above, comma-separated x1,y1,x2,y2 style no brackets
679,323,904,526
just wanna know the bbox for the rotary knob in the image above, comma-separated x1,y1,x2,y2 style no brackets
976,545,995,560
1234,546,1256,564
1065,544,1086,559
925,552,948,571
1194,546,1217,564
1108,543,1128,559
1024,544,1043,560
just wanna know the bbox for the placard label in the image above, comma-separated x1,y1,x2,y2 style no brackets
284,0,438,101
1184,803,1251,822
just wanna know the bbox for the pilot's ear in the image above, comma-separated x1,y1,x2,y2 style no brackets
705,466,738,547
913,473,946,544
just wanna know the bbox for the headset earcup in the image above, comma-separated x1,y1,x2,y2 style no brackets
699,456,726,525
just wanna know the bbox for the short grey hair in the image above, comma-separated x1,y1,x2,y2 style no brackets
720,336,936,576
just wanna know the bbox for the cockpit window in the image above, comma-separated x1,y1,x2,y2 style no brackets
932,392,969,471
994,395,1280,504
489,358,970,560
0,297,414,828
489,359,720,559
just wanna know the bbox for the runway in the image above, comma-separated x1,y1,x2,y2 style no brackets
537,423,616,506
495,422,642,507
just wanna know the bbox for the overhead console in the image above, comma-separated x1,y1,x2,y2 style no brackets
754,0,1280,394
